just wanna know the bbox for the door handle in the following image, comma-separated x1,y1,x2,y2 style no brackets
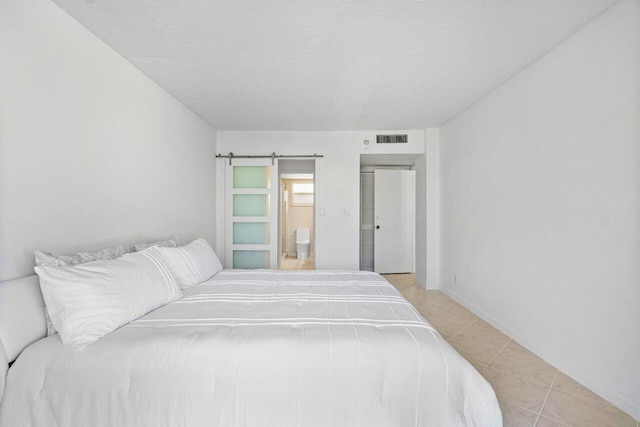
376,225,380,229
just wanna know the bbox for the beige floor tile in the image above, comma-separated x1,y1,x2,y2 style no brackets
395,281,419,291
470,317,497,330
469,360,487,372
535,416,571,427
402,294,450,318
405,286,456,300
279,256,315,270
440,299,464,310
384,276,640,427
420,308,447,323
456,321,510,349
391,281,415,292
393,281,415,290
424,290,455,304
425,295,456,309
405,296,438,320
399,287,423,303
383,273,414,286
499,400,538,427
425,316,470,340
488,351,558,385
431,303,478,324
448,336,501,367
419,305,452,320
502,340,542,360
541,389,636,427
482,367,550,413
552,372,606,404
387,276,449,318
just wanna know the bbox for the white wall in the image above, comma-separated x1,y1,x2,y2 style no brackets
0,0,218,281
440,0,640,419
425,129,440,289
216,131,428,271
413,128,441,289
414,154,427,285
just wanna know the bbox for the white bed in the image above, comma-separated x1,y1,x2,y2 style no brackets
0,270,501,426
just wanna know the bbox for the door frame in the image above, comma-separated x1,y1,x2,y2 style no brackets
277,160,316,269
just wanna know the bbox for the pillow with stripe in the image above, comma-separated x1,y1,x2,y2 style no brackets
155,238,222,289
35,248,182,347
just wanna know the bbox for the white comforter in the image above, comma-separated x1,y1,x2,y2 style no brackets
0,270,501,426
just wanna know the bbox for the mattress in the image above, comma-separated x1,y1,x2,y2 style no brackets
0,270,501,426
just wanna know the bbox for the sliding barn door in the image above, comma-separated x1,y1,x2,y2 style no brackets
226,159,278,269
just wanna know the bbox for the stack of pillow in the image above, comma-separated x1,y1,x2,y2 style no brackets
34,238,222,347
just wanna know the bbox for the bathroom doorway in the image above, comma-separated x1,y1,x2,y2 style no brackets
278,160,315,270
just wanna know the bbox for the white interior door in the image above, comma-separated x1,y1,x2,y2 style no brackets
374,169,415,274
225,159,278,269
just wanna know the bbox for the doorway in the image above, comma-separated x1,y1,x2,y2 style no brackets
360,154,418,274
278,160,315,270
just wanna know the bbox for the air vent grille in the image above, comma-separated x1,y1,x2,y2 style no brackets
376,134,408,144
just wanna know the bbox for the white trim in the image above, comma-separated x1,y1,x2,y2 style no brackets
414,276,426,289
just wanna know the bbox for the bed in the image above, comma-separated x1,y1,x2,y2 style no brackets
0,269,501,426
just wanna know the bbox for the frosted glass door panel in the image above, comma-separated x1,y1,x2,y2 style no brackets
233,166,270,189
233,194,269,216
226,159,277,269
233,251,269,269
233,222,269,245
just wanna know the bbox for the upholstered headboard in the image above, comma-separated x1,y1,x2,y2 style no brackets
0,275,47,400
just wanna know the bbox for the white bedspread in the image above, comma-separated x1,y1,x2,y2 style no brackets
0,270,501,426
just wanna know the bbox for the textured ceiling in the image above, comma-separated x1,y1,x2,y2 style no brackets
53,0,617,130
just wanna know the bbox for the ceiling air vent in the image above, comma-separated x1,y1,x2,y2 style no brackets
376,134,408,144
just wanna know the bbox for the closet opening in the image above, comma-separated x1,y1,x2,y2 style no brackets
360,154,418,274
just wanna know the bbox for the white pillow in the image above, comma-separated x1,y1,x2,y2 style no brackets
34,243,128,336
34,244,127,267
156,238,222,289
133,236,184,252
35,248,182,347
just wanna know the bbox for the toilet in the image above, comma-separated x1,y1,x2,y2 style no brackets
295,228,310,260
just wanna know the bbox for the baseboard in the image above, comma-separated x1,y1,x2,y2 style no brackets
440,286,640,421
414,276,426,288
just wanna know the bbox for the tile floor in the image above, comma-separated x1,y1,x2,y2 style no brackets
383,273,639,427
279,255,315,270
